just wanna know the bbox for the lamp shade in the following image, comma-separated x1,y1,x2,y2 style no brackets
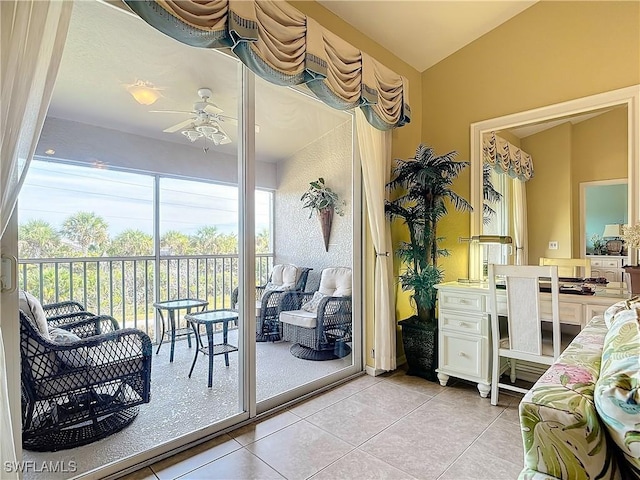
602,224,622,238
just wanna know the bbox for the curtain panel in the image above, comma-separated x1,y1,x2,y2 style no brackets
123,0,410,131
483,132,534,181
355,109,396,372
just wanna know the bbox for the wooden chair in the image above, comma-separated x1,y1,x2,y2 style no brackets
539,257,591,278
488,264,562,406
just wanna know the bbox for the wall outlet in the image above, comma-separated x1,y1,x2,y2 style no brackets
370,349,375,358
549,241,559,250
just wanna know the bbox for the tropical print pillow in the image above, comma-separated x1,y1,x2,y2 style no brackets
594,309,640,478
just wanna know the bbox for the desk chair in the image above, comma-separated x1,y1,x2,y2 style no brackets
488,264,562,406
539,257,591,278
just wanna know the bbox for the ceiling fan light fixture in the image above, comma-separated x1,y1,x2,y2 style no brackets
195,125,219,137
209,132,228,145
126,80,162,106
182,129,203,142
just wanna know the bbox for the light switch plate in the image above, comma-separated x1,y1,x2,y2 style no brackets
548,241,558,250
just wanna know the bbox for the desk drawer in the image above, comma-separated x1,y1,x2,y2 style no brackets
540,300,583,326
439,291,484,312
440,311,484,335
440,332,482,378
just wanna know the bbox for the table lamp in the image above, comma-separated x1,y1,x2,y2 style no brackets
602,224,623,255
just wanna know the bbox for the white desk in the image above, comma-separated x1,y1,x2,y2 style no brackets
434,281,628,397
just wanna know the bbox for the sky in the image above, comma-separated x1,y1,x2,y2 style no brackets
18,159,272,237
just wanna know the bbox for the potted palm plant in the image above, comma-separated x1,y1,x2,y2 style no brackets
385,144,472,380
301,177,346,251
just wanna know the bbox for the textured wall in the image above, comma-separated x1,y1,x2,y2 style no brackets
275,119,353,291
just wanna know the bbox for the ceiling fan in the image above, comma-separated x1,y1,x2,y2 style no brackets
151,87,240,146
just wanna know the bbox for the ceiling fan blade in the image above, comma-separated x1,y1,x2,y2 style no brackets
204,103,223,115
163,118,196,133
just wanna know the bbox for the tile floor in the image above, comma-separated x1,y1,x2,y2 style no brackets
120,370,525,480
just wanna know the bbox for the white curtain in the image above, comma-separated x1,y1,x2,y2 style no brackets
0,0,73,472
512,178,528,265
355,109,396,372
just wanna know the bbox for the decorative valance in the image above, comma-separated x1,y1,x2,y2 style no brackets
123,0,410,131
483,132,534,181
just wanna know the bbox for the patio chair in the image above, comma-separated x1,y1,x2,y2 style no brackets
279,267,352,360
19,291,152,452
232,264,312,341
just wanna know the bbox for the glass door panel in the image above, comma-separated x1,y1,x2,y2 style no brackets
254,78,360,408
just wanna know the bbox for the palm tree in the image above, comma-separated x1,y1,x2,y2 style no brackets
192,226,222,254
60,211,109,256
108,229,153,256
18,220,62,258
483,163,503,225
256,228,270,253
160,230,192,255
385,144,472,324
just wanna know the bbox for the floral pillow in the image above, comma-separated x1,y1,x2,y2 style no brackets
302,291,327,313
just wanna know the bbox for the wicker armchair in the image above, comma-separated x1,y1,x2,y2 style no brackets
19,306,152,452
279,267,352,360
232,264,312,341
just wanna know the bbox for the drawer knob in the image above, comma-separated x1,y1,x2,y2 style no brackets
458,321,468,327
458,352,466,357
459,299,469,304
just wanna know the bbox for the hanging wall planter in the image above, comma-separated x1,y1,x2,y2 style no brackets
301,178,345,252
318,206,334,252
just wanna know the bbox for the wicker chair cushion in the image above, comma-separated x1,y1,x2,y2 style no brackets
20,290,50,340
49,328,92,368
271,264,300,289
318,267,352,297
280,310,317,329
261,281,291,300
301,291,327,313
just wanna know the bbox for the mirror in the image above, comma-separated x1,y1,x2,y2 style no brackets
469,85,640,280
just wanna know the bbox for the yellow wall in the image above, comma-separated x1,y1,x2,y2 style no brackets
422,0,640,286
571,107,628,253
522,123,573,260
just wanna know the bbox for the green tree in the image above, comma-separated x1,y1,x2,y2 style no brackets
108,229,153,256
256,228,270,253
60,211,109,256
18,220,62,258
192,226,222,254
161,230,192,255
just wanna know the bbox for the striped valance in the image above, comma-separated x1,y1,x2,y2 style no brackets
123,0,410,131
483,132,534,181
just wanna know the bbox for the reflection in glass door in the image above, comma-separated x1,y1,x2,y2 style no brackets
254,78,361,409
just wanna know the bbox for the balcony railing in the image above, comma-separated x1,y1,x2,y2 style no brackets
19,254,274,341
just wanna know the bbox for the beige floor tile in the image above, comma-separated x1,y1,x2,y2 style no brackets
178,449,284,479
150,435,241,480
438,442,523,480
431,380,509,415
381,370,448,397
498,401,522,425
246,420,353,480
306,397,399,446
287,382,363,418
310,449,417,480
359,406,482,479
472,419,525,465
230,411,300,446
118,467,159,480
348,380,432,418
